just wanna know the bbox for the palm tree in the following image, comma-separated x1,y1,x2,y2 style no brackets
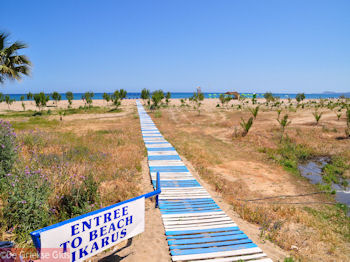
0,32,31,84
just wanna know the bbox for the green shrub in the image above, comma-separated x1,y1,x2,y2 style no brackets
0,120,17,178
264,92,275,102
240,117,254,137
56,173,100,218
151,90,164,109
3,166,51,239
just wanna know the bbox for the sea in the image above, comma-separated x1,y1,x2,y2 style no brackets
2,92,350,101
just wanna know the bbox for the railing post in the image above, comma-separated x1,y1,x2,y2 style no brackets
156,171,160,208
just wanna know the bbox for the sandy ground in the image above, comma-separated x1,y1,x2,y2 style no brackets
94,158,170,262
0,97,306,113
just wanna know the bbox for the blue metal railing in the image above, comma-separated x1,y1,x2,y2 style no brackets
30,171,161,251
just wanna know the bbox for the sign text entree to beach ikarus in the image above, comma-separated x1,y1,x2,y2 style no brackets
33,197,145,262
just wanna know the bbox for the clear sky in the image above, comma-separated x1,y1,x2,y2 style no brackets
1,0,349,94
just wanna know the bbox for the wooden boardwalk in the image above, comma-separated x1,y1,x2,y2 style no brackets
136,101,272,262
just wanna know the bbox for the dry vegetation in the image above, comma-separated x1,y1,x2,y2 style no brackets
149,98,350,261
0,104,146,245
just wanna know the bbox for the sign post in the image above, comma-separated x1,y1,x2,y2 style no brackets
30,172,161,262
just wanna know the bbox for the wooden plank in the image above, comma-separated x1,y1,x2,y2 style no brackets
187,253,267,262
165,227,239,236
168,233,248,245
169,239,252,250
171,246,261,261
170,242,256,255
166,231,244,240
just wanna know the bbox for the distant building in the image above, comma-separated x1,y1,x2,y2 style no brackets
225,91,240,99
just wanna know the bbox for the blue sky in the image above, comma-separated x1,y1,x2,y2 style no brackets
1,0,349,94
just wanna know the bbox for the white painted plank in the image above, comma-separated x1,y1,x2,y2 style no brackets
188,253,267,262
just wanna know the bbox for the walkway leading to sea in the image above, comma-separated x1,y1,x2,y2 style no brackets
136,101,272,262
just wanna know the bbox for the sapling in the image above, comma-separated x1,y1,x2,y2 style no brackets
249,106,259,119
219,94,232,108
111,91,121,109
190,91,204,115
264,92,275,103
165,92,171,106
5,95,14,110
151,90,164,109
141,88,150,105
20,95,25,111
51,91,61,106
34,92,49,111
26,92,33,101
82,92,94,107
103,92,110,105
66,91,74,108
277,114,291,141
312,110,323,125
240,117,254,137
251,94,257,105
296,93,305,103
336,112,342,121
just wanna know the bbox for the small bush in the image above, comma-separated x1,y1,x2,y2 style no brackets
240,117,254,137
2,166,51,239
0,120,17,178
56,173,100,218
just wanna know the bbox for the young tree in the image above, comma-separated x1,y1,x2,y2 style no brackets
312,110,323,125
20,95,25,111
103,92,110,105
264,92,275,103
251,93,257,105
277,114,291,141
165,92,171,106
240,117,254,137
249,106,260,119
111,90,121,109
26,92,33,100
141,88,150,105
0,92,3,103
34,92,49,111
219,94,231,107
5,95,14,110
190,92,204,115
111,89,127,109
119,89,127,100
66,91,74,108
0,33,31,84
82,92,94,107
151,90,164,109
51,91,61,106
296,93,305,103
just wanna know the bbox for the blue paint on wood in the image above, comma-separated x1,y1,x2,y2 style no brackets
148,155,181,160
168,233,248,245
150,166,189,172
147,147,176,151
169,239,252,250
170,243,258,256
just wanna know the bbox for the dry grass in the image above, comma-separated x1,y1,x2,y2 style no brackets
0,108,145,242
150,104,350,261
